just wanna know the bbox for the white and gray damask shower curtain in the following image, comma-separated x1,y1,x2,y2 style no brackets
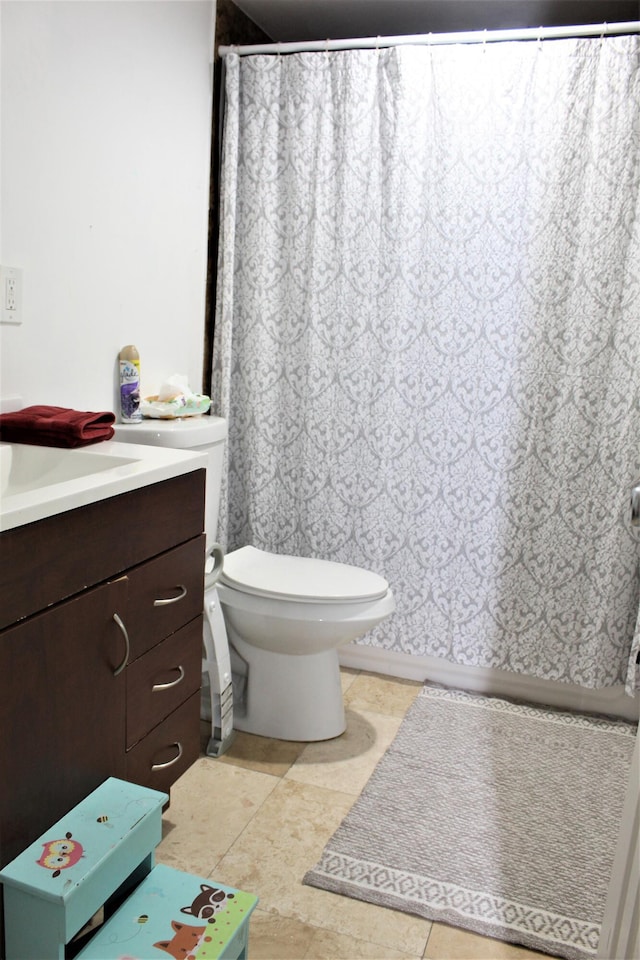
213,36,640,692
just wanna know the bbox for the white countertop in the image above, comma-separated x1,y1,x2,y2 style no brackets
0,440,207,533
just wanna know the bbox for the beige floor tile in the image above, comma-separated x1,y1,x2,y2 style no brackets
248,909,317,959
250,908,423,960
285,707,401,796
156,756,278,876
345,671,422,718
216,730,308,777
341,667,361,693
214,778,431,956
423,923,558,960
305,926,423,959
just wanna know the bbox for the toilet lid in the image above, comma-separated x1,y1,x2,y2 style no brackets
220,546,389,602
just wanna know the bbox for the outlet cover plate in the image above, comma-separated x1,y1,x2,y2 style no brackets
0,265,23,325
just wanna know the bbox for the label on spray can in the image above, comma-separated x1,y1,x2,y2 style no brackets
119,354,142,423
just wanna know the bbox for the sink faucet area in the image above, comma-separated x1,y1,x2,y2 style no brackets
0,439,207,532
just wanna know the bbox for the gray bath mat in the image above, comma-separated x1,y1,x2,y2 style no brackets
303,683,636,959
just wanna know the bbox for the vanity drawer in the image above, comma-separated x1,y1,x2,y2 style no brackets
125,692,201,794
126,617,202,748
0,470,205,632
126,536,204,661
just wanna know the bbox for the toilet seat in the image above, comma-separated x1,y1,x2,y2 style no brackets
220,545,389,603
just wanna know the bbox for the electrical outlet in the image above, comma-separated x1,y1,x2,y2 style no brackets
0,266,23,325
6,278,16,310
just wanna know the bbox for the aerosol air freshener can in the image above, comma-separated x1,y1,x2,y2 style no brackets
119,344,142,423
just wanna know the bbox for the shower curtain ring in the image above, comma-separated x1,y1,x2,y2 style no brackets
482,28,487,52
537,26,544,51
600,21,608,44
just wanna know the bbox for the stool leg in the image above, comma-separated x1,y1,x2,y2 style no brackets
236,920,251,960
3,889,65,960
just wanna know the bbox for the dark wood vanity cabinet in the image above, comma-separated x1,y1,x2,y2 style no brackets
0,577,129,865
0,469,206,872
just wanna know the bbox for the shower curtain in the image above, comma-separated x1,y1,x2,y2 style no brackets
213,35,640,693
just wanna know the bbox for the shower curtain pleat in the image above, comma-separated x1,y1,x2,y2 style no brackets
213,37,640,692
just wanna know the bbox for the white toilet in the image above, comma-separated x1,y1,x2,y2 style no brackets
113,417,395,742
218,546,395,740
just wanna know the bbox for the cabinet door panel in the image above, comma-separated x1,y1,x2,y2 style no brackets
126,537,205,661
0,578,127,867
125,693,200,794
126,617,202,748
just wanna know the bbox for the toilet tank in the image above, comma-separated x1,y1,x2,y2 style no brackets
112,417,227,550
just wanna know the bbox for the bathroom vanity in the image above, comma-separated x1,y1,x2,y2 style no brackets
0,458,206,873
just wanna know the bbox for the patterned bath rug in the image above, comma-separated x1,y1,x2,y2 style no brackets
303,683,636,960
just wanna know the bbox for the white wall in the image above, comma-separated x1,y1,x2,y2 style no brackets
0,0,215,414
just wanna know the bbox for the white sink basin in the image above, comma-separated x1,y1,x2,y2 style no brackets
0,440,207,532
1,444,136,497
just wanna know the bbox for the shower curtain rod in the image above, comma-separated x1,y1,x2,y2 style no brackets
218,19,640,56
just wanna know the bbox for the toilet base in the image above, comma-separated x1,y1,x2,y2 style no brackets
229,633,346,741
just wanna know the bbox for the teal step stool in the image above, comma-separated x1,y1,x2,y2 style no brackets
0,777,258,960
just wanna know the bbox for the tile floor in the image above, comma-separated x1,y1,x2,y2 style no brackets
156,669,558,960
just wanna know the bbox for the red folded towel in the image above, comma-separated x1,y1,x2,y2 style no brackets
0,405,116,448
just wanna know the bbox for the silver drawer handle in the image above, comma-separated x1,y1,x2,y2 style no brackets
152,665,185,692
151,741,183,771
153,584,187,607
112,613,130,677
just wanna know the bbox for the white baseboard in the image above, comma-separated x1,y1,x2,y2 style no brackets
338,643,640,721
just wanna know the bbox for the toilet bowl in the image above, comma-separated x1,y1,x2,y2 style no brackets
216,546,395,741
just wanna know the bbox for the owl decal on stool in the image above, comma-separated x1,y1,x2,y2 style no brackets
36,832,84,877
